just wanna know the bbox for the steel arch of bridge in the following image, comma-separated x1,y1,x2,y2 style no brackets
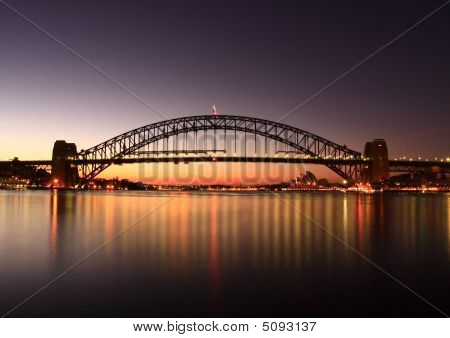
78,115,362,183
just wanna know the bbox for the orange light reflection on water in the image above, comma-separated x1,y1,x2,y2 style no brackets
208,194,221,312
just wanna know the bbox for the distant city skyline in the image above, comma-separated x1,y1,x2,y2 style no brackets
1,0,449,182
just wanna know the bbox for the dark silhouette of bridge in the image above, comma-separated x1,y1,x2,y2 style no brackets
1,115,449,188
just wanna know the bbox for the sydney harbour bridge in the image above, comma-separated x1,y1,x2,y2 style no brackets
1,115,449,188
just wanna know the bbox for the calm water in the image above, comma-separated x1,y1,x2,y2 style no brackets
0,190,449,317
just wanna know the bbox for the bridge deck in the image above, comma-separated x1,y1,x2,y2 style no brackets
1,158,449,170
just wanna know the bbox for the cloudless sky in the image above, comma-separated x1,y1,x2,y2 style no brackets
1,0,449,182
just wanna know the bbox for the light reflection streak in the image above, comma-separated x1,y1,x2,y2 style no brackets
304,196,312,266
324,194,333,266
273,196,281,267
262,195,270,268
252,195,259,267
283,195,291,268
343,196,348,243
208,194,221,312
50,191,58,259
230,194,238,267
220,194,229,267
356,194,364,254
293,196,301,269
190,197,199,263
180,193,190,274
159,202,168,268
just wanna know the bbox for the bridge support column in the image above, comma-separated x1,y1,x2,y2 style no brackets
362,139,389,183
51,140,79,188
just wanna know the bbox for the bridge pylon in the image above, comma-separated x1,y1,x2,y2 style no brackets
51,140,79,188
362,139,389,183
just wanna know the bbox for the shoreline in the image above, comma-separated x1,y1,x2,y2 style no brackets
1,187,449,194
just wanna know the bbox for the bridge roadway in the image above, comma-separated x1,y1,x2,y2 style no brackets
1,157,449,172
